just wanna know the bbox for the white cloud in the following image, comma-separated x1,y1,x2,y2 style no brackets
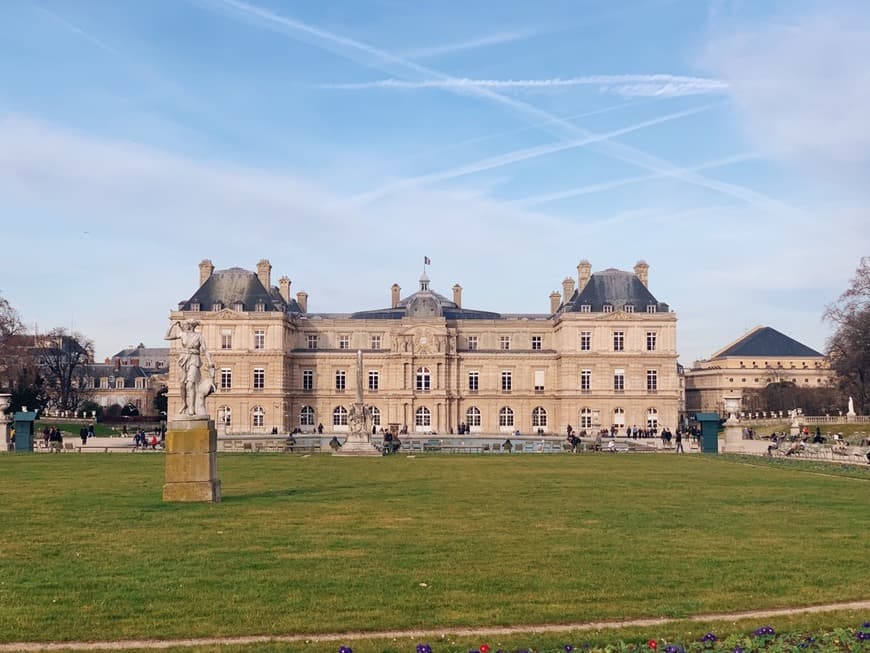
399,31,535,59
320,74,729,98
704,8,870,185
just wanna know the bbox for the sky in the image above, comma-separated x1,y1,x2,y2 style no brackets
1,0,868,365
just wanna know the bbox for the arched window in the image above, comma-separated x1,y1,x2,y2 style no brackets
416,367,431,392
499,406,514,427
647,408,658,429
466,406,481,427
333,405,348,426
580,407,592,429
300,405,315,426
415,406,431,430
252,405,265,428
531,406,547,428
613,407,625,428
370,406,381,427
217,406,231,426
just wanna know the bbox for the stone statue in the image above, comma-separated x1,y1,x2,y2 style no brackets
847,396,855,415
355,349,364,405
165,319,215,417
333,348,379,456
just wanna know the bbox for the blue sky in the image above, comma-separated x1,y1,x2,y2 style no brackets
1,0,868,363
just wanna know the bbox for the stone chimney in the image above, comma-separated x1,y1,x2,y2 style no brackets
452,284,462,308
577,259,592,292
256,259,272,289
561,277,575,304
278,276,291,303
549,291,562,314
296,291,308,313
391,283,401,309
198,259,214,287
634,260,649,287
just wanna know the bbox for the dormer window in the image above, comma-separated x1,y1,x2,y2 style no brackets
233,302,244,312
646,304,657,313
624,305,634,313
255,301,266,312
603,304,613,313
190,302,200,312
580,304,591,313
212,302,223,312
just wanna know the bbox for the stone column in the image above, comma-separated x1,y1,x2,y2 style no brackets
163,416,221,502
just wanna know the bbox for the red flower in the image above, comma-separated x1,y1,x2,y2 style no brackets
648,640,658,650
480,645,491,653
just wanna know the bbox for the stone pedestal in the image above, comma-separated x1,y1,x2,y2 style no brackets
333,431,381,457
163,417,221,502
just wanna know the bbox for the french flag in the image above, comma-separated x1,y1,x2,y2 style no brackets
424,256,431,265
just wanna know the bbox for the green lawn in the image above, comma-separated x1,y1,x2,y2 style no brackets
0,453,867,646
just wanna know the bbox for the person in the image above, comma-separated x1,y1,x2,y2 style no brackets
317,423,324,435
49,427,63,453
8,425,14,452
165,318,214,416
675,429,684,453
285,434,297,452
566,424,573,437
329,436,341,451
150,434,158,450
43,426,50,448
88,423,94,439
607,439,616,452
502,438,513,452
80,425,88,446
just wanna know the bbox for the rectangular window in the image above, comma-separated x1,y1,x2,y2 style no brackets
603,304,613,313
624,304,634,313
531,336,542,350
467,336,478,351
468,371,479,392
371,335,381,350
220,329,232,350
613,331,624,351
212,303,222,312
580,331,591,351
307,334,318,349
580,369,591,392
335,370,346,391
580,304,591,313
534,369,545,392
339,335,349,350
255,302,265,312
647,369,658,392
368,370,379,391
190,302,200,311
501,370,512,392
302,369,313,391
646,331,657,352
254,329,265,350
646,304,657,313
613,369,624,392
253,368,265,390
500,336,511,351
220,368,232,390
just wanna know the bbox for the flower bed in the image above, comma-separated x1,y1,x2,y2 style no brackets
337,621,870,653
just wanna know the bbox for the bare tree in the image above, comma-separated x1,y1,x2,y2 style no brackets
38,328,94,413
824,258,870,414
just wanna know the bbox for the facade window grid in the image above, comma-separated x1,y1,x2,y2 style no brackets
302,369,313,391
333,406,347,426
371,335,381,350
613,371,625,392
580,407,592,428
252,406,264,427
647,369,658,392
580,331,591,351
368,370,379,391
253,368,265,390
335,370,346,391
221,331,232,349
300,406,314,426
499,406,514,427
501,370,512,392
254,330,265,350
416,367,431,392
613,331,625,351
370,406,381,426
531,406,547,428
220,368,232,390
307,334,318,349
467,336,478,351
646,331,657,352
580,369,591,392
468,371,479,392
466,406,481,427
531,335,542,350
339,335,349,350
500,336,511,351
415,407,431,428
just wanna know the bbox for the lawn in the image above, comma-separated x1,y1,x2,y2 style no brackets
0,453,867,646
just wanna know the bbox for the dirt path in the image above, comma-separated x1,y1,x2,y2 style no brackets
2,600,867,652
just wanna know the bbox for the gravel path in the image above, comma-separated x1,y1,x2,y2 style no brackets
2,600,867,652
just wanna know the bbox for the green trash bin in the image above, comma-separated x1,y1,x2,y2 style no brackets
13,411,38,453
695,412,720,454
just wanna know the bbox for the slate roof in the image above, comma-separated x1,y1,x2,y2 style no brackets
561,268,668,313
89,364,164,381
351,287,501,320
712,326,824,359
178,268,302,314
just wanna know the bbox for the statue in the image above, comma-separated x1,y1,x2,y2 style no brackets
333,348,379,456
165,319,215,417
847,396,856,416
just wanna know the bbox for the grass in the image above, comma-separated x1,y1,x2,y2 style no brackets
0,453,868,647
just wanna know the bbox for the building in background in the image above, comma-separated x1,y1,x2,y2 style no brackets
684,326,832,415
166,259,681,436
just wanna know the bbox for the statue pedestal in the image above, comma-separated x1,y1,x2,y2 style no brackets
333,432,381,457
163,416,221,502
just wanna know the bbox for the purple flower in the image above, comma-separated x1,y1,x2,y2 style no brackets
417,645,432,653
700,632,717,643
564,646,574,653
863,621,870,628
338,647,352,653
858,631,870,642
732,648,742,653
753,626,775,637
664,645,685,653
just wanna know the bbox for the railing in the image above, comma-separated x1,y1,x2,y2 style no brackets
802,415,870,424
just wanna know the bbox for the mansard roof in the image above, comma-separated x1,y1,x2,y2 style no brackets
351,284,501,321
562,268,668,313
711,326,824,359
178,267,302,314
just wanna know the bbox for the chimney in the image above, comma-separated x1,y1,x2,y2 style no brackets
256,259,272,289
296,291,308,313
452,284,462,308
391,283,401,309
199,259,214,287
278,276,291,303
561,276,575,304
634,260,649,288
577,259,592,292
549,291,562,314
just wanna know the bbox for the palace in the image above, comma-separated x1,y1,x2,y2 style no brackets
166,259,681,436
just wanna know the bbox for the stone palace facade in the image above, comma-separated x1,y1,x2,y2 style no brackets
165,259,681,436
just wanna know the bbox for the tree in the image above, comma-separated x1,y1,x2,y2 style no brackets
824,257,870,414
152,385,168,415
0,293,27,393
38,328,94,413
